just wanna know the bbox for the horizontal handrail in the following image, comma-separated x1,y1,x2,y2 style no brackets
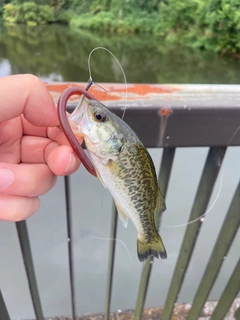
46,82,240,147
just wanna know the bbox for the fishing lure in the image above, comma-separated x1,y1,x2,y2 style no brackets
57,84,97,177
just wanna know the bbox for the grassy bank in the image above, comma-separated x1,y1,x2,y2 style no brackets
2,0,240,56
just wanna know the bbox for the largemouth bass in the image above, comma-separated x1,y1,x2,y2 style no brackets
69,96,167,261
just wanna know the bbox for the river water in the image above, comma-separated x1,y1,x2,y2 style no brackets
0,23,240,319
1,24,240,84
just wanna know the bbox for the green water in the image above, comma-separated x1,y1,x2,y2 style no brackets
1,23,240,84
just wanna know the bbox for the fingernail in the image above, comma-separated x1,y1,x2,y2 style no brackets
65,153,77,174
0,168,14,189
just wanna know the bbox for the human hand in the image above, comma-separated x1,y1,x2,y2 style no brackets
0,74,81,221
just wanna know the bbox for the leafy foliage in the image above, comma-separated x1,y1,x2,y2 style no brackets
3,3,18,23
2,0,240,55
151,0,240,55
17,2,54,25
3,2,54,25
70,10,158,34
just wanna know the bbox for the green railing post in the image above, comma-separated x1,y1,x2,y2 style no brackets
104,202,118,320
0,290,10,320
211,258,240,320
186,181,240,319
162,147,226,320
64,176,77,320
16,221,44,320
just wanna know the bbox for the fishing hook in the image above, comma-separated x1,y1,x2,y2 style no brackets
57,81,97,177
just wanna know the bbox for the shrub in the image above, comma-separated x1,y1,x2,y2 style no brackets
70,12,117,32
54,9,73,24
70,10,158,34
3,2,54,25
3,3,18,23
154,0,199,36
153,0,240,54
16,2,54,25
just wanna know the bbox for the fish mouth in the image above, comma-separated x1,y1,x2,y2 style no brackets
69,95,87,123
68,95,88,135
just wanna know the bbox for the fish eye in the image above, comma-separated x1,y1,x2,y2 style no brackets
94,111,106,122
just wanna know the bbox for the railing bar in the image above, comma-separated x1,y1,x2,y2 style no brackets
134,147,176,320
64,176,76,320
15,221,44,320
235,307,240,320
161,146,227,320
133,256,153,320
104,201,118,320
210,258,240,320
158,148,176,196
186,180,240,320
0,290,11,320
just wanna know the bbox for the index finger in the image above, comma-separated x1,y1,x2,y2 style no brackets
0,74,58,127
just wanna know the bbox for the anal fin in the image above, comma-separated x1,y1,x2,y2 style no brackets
156,188,166,213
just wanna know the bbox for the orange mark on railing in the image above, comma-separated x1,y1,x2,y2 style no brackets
88,89,122,101
46,83,79,92
46,83,179,103
158,107,173,147
116,84,177,95
46,83,122,101
159,107,173,117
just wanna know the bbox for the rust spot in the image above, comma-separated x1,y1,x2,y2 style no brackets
45,83,79,92
116,84,178,95
87,88,122,101
158,107,173,147
159,107,173,117
45,82,122,101
45,82,180,103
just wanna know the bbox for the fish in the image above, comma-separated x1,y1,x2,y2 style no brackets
68,96,167,261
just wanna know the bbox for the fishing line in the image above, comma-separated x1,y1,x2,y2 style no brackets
164,172,223,228
87,46,128,119
164,123,240,228
87,234,133,262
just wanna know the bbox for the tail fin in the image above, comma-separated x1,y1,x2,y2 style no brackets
137,235,167,262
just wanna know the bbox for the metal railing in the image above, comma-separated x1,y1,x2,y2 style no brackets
1,83,240,320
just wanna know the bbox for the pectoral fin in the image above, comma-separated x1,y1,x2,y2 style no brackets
95,168,107,189
116,203,129,228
